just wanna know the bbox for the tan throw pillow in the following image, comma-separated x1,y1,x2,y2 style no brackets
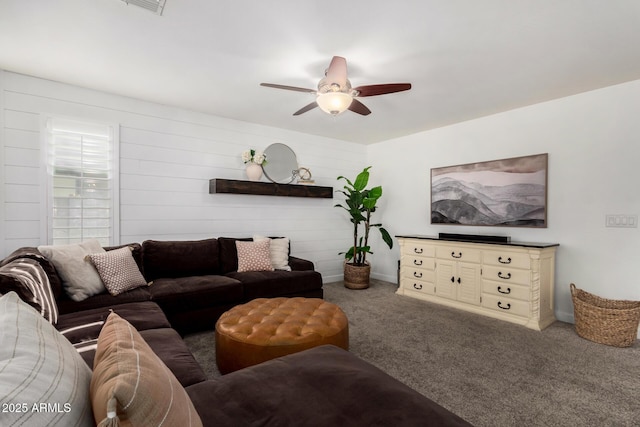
236,239,274,272
253,235,291,271
38,239,106,301
90,312,202,427
87,247,148,296
0,292,94,426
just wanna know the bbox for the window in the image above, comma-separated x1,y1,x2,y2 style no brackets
44,117,119,246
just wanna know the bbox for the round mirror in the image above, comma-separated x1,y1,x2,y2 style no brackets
262,143,298,184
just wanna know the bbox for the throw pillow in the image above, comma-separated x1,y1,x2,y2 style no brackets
0,258,58,324
87,247,149,296
38,239,106,302
236,239,274,272
0,292,94,426
253,235,291,271
90,312,202,427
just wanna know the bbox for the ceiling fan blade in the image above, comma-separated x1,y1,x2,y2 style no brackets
293,102,318,116
354,83,412,97
260,83,316,93
348,99,371,116
325,56,348,89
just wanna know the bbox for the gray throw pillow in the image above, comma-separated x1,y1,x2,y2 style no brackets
38,239,106,302
0,292,94,426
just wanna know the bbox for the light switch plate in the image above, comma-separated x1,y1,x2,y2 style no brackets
605,214,638,228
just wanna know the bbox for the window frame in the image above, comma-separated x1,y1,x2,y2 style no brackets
40,115,120,246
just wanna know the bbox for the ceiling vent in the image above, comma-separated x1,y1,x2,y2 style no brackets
121,0,166,15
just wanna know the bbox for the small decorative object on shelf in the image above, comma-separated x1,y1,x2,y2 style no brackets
242,149,267,181
296,167,315,185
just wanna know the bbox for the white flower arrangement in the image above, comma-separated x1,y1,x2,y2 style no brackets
242,149,267,165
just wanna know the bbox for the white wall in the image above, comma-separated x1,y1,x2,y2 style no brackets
0,71,366,282
368,79,640,326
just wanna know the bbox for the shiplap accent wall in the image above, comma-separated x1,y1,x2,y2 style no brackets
0,70,366,282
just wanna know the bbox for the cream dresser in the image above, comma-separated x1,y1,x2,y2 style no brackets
396,235,559,330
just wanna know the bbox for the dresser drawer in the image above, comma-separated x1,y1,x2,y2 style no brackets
402,268,435,283
401,256,435,270
436,246,481,263
483,250,531,269
401,277,435,295
482,265,530,286
482,280,530,301
482,294,529,318
402,241,435,258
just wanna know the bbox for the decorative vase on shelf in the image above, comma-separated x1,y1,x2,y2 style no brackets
245,163,263,181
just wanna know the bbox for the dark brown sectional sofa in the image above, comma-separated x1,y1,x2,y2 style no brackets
0,237,471,426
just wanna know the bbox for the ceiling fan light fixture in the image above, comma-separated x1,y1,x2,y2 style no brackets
316,92,353,116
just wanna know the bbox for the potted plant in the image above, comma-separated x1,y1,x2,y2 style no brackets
335,166,393,289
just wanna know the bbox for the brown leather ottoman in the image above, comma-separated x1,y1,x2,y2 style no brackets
215,297,349,374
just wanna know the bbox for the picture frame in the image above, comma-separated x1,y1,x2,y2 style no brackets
431,153,548,228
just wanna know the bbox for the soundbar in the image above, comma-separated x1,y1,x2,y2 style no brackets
438,233,511,244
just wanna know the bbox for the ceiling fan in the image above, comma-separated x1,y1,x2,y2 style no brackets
260,56,411,116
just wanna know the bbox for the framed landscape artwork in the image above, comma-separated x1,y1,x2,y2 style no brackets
431,153,548,228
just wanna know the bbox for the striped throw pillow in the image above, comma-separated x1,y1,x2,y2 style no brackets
90,312,202,426
0,258,58,324
0,292,94,426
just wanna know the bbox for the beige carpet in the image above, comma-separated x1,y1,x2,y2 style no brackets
184,280,640,427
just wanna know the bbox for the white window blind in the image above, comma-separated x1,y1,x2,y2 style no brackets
45,118,118,246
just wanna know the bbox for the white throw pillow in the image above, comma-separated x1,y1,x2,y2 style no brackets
253,235,291,271
0,292,94,426
38,239,106,302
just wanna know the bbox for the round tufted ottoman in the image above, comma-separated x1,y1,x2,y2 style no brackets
215,297,349,374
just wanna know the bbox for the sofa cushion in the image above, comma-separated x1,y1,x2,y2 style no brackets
90,312,202,427
218,237,252,273
0,292,94,426
56,286,151,315
55,301,171,368
186,345,471,427
87,246,149,296
236,239,274,272
142,238,220,280
139,328,208,387
38,239,106,302
226,270,323,300
0,247,63,299
0,257,58,324
148,275,243,313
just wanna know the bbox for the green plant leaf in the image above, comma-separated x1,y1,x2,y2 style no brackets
379,227,393,249
368,186,382,199
353,167,371,191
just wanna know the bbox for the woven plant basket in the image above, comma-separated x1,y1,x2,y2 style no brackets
570,283,640,347
344,262,371,290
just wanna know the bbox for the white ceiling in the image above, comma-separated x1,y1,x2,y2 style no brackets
1,0,640,144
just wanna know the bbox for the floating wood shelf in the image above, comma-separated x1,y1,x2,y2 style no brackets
209,179,333,198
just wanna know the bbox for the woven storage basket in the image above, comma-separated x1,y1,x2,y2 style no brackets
570,283,640,347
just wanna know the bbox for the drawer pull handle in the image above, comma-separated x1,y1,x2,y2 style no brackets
498,286,511,294
457,277,461,284
413,283,423,290
451,251,462,258
451,276,455,283
413,272,423,278
414,248,423,254
498,256,512,264
497,301,511,310
498,272,512,280
413,259,423,266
